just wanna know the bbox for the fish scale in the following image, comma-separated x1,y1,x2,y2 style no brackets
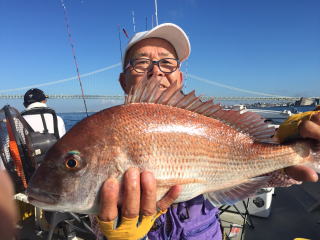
107,104,310,200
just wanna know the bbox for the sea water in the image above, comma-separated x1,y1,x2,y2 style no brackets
60,106,316,132
59,112,95,131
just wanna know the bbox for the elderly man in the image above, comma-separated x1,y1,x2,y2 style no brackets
95,23,319,240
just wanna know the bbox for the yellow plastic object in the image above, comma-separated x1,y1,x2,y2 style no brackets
277,111,320,143
15,201,34,221
293,238,311,240
97,209,166,240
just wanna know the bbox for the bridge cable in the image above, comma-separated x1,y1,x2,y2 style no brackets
0,63,121,93
60,0,89,117
187,74,290,98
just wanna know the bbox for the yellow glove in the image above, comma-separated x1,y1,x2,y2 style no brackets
96,209,166,240
277,110,320,143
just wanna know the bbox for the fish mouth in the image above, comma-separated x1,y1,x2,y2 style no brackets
26,187,61,205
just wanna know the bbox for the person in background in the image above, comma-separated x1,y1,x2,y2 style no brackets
0,91,66,239
93,23,319,240
22,88,66,138
17,89,67,237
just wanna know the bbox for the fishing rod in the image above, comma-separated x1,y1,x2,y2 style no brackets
152,15,154,28
132,11,136,33
154,0,158,26
145,17,148,30
117,25,123,62
60,0,89,117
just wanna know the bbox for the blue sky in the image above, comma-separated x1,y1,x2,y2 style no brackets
0,0,319,111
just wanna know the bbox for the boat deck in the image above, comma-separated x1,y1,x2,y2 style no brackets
220,182,320,240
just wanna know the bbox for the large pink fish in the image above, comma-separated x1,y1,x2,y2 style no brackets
26,77,320,214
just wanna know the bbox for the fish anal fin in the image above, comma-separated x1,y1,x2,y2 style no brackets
204,176,270,206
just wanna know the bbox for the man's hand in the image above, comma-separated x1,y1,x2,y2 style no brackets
284,112,320,182
98,168,180,240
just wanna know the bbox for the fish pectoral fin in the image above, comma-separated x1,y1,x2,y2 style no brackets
204,176,270,207
156,178,204,188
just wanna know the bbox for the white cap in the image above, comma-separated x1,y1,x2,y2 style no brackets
122,23,191,68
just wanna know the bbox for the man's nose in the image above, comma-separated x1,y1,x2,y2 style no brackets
147,63,164,78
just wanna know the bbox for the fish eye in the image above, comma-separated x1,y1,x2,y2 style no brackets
64,151,81,170
65,158,78,169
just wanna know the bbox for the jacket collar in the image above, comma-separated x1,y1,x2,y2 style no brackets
26,102,48,110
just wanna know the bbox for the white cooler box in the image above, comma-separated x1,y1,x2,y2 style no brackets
234,188,274,218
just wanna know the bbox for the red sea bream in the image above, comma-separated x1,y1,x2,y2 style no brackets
26,78,320,214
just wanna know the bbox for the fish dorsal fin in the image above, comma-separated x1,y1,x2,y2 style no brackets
204,176,270,206
125,74,277,143
210,109,278,143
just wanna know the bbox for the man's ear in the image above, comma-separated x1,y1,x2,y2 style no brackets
178,71,184,87
119,73,128,94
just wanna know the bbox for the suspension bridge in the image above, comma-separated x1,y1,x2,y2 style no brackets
0,94,311,102
0,63,318,104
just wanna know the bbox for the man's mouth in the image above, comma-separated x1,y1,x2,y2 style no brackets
159,84,168,89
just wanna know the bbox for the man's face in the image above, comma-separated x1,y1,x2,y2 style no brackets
119,38,183,94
